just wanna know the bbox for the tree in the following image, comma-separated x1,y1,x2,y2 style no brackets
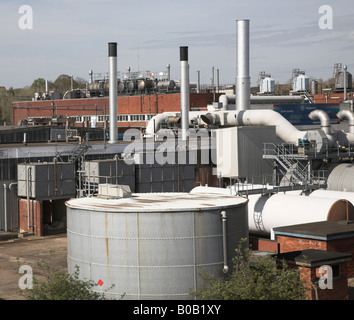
31,78,46,92
194,241,309,300
0,91,13,123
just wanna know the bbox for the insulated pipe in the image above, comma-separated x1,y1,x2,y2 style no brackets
145,108,339,147
145,109,307,146
3,184,7,232
108,42,118,144
144,112,179,139
308,109,336,146
196,70,200,93
344,65,348,102
221,211,229,273
236,19,250,111
308,109,331,134
229,109,307,145
337,110,354,134
201,113,220,126
180,46,190,141
218,94,304,110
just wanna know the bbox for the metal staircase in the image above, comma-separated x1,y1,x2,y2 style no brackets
263,143,324,186
303,91,315,103
69,143,91,163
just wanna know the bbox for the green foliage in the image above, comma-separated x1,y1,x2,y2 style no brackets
0,91,13,123
18,258,120,300
194,241,309,300
31,78,46,91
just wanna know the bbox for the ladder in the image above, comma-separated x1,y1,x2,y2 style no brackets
68,141,91,163
264,143,315,185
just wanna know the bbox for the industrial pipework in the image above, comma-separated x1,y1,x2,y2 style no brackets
308,109,331,134
337,110,354,134
236,19,250,111
145,108,332,149
180,46,190,141
108,42,118,144
218,94,304,110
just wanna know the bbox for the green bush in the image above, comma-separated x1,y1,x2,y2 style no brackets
18,259,119,300
194,241,309,300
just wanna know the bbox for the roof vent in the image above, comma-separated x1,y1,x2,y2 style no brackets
98,184,131,199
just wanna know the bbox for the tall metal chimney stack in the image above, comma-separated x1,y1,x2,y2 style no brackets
344,65,348,102
108,42,118,144
167,64,171,81
236,19,250,110
180,46,189,141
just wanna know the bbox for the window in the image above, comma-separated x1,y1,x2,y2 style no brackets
118,115,129,122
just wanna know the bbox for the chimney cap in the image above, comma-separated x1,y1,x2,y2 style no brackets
180,46,188,62
108,42,117,57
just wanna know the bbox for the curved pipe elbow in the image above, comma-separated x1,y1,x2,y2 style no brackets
337,110,354,134
309,109,331,134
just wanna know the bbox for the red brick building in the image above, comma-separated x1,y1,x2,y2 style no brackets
12,93,220,129
275,249,351,300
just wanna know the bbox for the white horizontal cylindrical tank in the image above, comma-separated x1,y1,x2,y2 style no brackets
326,163,354,192
248,193,354,236
309,189,354,205
65,192,248,300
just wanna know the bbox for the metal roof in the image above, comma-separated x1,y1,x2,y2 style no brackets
273,220,354,241
65,192,248,213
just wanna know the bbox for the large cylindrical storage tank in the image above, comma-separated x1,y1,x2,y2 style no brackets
248,193,354,236
309,189,354,204
326,163,354,192
66,192,248,300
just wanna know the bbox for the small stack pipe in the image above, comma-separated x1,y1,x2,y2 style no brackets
108,42,118,144
180,46,190,141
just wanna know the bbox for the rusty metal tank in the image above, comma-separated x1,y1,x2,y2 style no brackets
65,189,248,300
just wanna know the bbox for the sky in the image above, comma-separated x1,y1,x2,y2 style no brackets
0,0,353,89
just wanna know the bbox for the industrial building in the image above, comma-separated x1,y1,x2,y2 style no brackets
2,19,354,300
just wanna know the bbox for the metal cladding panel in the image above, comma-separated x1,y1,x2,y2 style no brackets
17,162,75,199
216,126,275,183
66,194,248,300
83,160,135,189
136,163,195,193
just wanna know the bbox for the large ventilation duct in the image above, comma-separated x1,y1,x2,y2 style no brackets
108,42,118,144
145,109,332,149
236,19,250,111
308,109,331,134
337,110,354,134
308,109,336,146
180,46,190,141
